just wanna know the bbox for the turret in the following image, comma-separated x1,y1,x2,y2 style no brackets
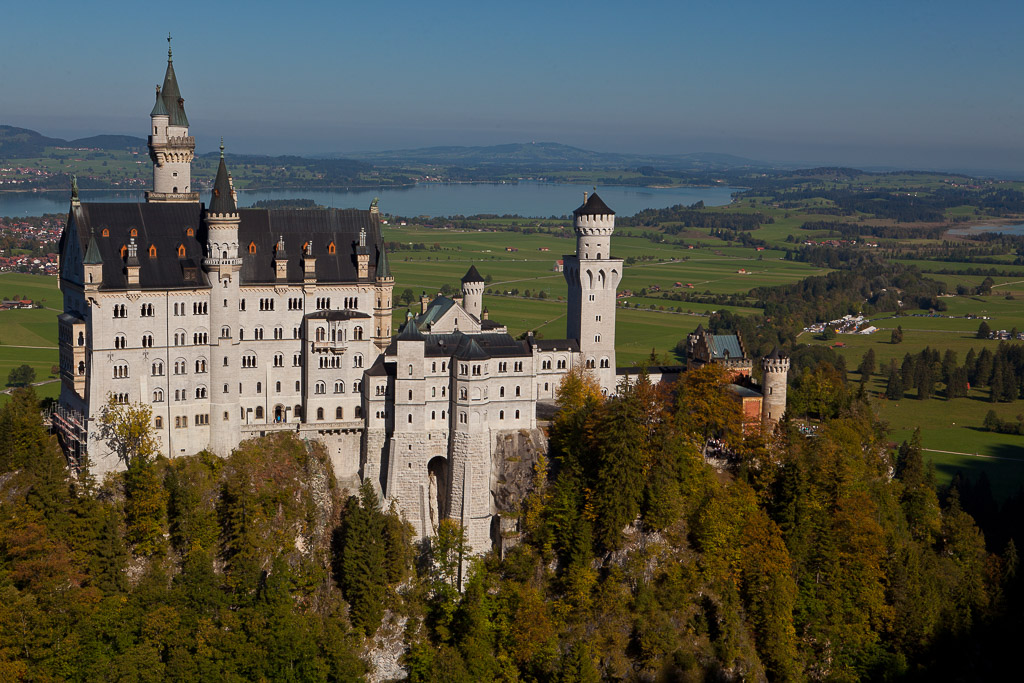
461,265,485,321
204,140,241,264
83,227,103,288
373,246,394,349
564,191,622,393
147,35,197,202
761,348,790,424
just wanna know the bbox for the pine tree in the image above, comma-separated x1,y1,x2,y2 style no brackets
858,349,876,384
977,321,992,339
334,483,388,635
885,361,904,400
975,348,994,386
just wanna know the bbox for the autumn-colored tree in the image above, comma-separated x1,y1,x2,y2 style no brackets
96,394,160,468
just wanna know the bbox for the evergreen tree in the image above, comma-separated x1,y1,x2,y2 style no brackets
334,483,388,635
891,325,904,344
885,361,904,400
858,348,877,383
975,348,995,386
977,321,992,338
915,360,935,400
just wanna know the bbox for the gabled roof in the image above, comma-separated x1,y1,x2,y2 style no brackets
574,192,614,217
708,334,746,360
461,264,484,284
415,296,456,328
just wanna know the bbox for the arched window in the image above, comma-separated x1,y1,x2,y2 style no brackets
315,381,326,394
500,387,505,397
328,241,336,254
334,381,344,393
515,410,520,419
255,406,264,419
130,228,138,237
317,407,324,420
148,245,157,258
353,326,363,340
499,410,505,420
256,382,262,394
101,228,109,237
153,389,163,402
186,227,194,236
408,414,413,423
354,354,363,368
154,416,163,429
177,244,186,258
120,245,127,259
336,407,343,419
515,386,521,397
248,242,256,254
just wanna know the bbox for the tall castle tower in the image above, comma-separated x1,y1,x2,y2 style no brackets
461,265,485,321
564,192,622,393
147,35,197,203
761,348,790,424
204,143,243,455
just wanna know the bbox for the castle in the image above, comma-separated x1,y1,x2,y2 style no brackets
54,43,787,551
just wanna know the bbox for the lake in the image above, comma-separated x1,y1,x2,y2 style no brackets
949,223,1024,236
0,182,740,219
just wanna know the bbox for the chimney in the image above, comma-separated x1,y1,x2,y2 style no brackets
482,308,489,321
420,293,430,314
126,237,140,288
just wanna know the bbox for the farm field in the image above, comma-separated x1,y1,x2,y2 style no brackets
0,274,61,401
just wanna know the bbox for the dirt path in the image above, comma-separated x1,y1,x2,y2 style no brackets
922,447,1024,463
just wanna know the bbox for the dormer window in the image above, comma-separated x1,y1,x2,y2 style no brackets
101,228,110,237
186,228,194,237
248,242,256,254
149,245,157,258
120,245,127,259
177,244,186,258
130,228,138,237
328,242,336,254
302,241,310,254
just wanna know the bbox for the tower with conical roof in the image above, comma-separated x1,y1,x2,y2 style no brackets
147,34,197,202
461,265,485,321
564,191,623,393
204,140,244,456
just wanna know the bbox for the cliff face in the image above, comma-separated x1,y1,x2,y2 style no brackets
489,428,548,556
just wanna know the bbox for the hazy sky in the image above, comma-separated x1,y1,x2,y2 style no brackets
2,0,1023,171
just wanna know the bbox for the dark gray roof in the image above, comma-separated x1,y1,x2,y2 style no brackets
83,229,102,265
385,330,531,359
68,202,208,290
728,383,762,398
376,247,391,279
617,364,684,375
461,264,484,284
534,338,581,352
236,208,383,284
480,319,503,330
150,86,168,117
209,151,236,214
415,296,456,328
397,317,426,341
574,192,614,217
160,55,189,127
365,357,394,377
766,346,785,360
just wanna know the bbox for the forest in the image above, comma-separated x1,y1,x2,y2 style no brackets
1,360,1021,681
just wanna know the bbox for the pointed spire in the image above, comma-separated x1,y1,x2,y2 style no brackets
150,85,168,117
376,247,392,279
83,227,102,265
209,140,237,214
70,175,79,205
160,35,189,127
461,264,484,284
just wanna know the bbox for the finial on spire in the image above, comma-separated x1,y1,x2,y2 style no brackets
167,32,172,59
220,137,225,158
71,175,79,204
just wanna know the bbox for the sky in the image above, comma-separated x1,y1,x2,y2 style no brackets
2,0,1023,172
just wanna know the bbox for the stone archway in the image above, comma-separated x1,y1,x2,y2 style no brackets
427,456,449,531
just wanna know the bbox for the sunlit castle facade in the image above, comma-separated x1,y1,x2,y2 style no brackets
55,42,787,550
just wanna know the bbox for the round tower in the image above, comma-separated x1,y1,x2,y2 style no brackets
147,35,196,202
461,265,485,321
573,191,615,260
761,348,790,424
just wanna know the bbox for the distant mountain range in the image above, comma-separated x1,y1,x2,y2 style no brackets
339,142,784,171
0,126,147,157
